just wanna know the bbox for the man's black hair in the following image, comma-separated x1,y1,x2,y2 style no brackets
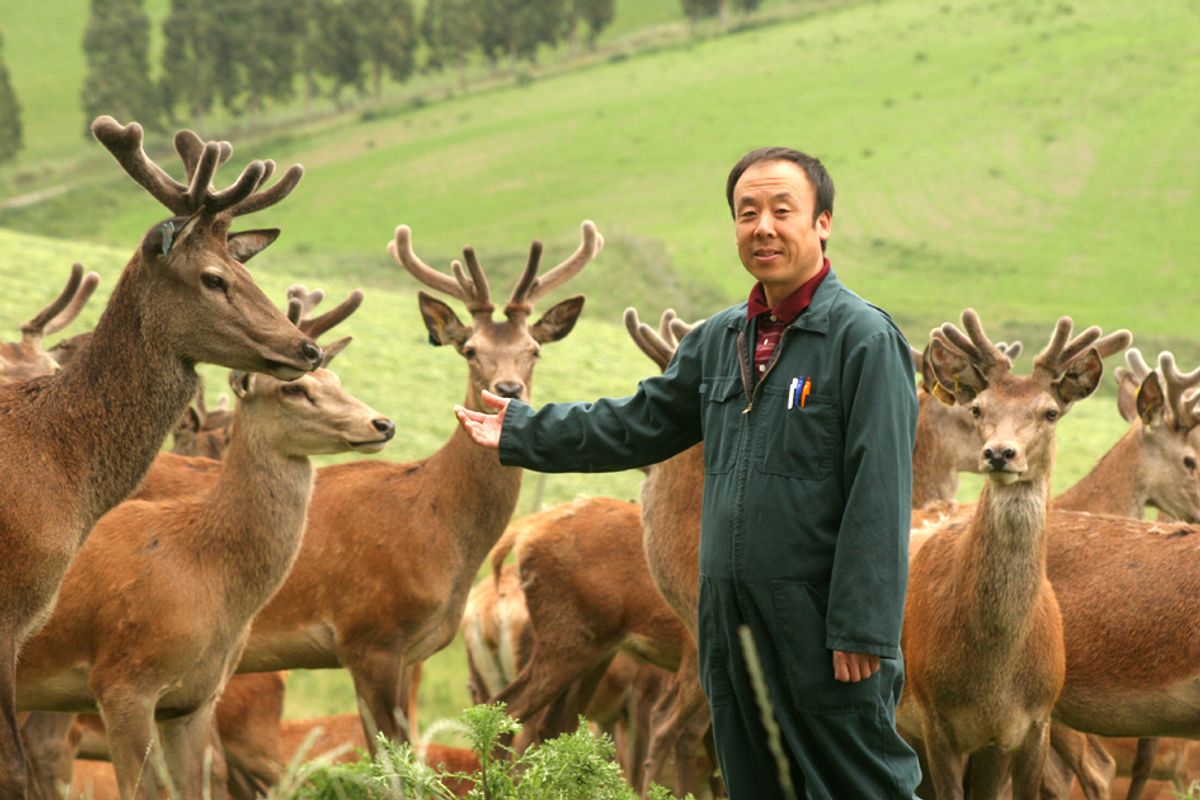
725,147,835,222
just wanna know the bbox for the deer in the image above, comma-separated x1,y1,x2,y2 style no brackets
220,221,600,752
901,309,1131,800
171,385,234,459
0,262,100,384
0,115,322,799
14,290,392,799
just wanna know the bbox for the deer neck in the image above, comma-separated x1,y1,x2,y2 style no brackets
36,261,198,527
1054,426,1145,518
961,474,1052,645
424,388,523,566
198,413,314,614
911,438,961,508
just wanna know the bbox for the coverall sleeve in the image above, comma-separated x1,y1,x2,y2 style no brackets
497,327,705,473
825,327,918,659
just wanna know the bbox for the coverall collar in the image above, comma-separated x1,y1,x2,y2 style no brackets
726,267,841,335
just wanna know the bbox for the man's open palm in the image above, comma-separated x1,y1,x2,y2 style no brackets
454,390,509,449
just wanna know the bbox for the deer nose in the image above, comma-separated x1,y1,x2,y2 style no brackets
494,381,524,399
372,418,395,440
299,340,322,369
983,445,1017,471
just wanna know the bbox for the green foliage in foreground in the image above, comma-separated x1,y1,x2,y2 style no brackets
293,704,695,800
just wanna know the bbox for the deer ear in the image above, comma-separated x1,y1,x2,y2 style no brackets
1054,348,1104,407
531,295,585,344
176,406,202,434
927,338,985,406
226,229,281,263
417,291,470,347
1135,371,1166,427
1113,368,1139,423
228,370,252,398
320,336,352,367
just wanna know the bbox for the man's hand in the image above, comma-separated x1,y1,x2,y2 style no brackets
832,650,880,683
454,390,510,449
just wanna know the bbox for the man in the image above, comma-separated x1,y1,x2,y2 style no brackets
456,147,922,799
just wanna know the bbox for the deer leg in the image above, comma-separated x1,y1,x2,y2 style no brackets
345,648,410,748
20,712,78,800
1126,737,1160,800
403,662,422,743
158,704,226,800
491,642,612,726
1006,720,1050,800
540,657,613,742
1044,725,1112,800
0,639,29,800
98,687,167,800
923,717,967,800
643,666,711,797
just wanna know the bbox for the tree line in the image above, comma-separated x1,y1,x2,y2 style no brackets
0,0,767,164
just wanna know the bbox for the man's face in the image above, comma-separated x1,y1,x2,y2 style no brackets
733,160,831,298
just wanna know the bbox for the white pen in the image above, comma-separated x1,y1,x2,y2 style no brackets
787,376,799,410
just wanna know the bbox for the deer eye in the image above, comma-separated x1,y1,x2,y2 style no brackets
202,272,227,291
462,347,477,360
1044,408,1060,422
1185,456,1197,471
281,384,307,398
969,405,981,419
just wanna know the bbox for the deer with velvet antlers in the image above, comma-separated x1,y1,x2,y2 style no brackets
0,263,99,384
224,222,601,749
902,310,1130,800
0,116,319,798
15,289,391,799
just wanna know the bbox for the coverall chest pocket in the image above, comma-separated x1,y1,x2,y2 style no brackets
759,387,837,480
699,377,743,475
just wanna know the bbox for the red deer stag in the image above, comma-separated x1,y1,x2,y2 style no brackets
15,293,389,799
0,262,99,383
231,222,600,749
903,310,1130,800
0,116,320,798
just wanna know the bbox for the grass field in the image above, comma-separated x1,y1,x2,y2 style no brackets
1,0,1196,737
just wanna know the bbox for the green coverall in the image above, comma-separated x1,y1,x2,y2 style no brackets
498,270,922,799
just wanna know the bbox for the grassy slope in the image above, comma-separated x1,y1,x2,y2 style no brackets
2,0,1197,727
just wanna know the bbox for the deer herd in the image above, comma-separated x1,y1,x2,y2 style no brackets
1,116,1198,800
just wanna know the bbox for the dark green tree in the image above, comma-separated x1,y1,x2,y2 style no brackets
161,0,237,126
81,0,160,132
349,0,418,103
0,31,22,163
236,0,305,120
479,0,569,67
680,0,720,24
732,0,764,13
421,0,482,90
300,0,366,105
569,0,616,50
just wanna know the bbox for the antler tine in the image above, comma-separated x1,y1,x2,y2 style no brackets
1125,348,1153,381
459,247,495,314
286,297,303,326
301,290,364,339
1158,352,1200,429
1093,329,1132,359
1032,317,1093,375
669,316,700,342
505,241,543,316
996,341,1023,360
940,309,1011,378
388,225,470,302
44,270,100,336
204,159,268,215
184,141,223,211
92,116,191,215
228,163,304,217
21,263,85,341
287,284,326,318
511,220,603,309
910,345,924,374
174,129,233,180
623,307,673,370
658,309,679,347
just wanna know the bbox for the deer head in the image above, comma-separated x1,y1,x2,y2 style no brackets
389,221,603,409
91,116,321,379
927,310,1131,486
1114,349,1200,521
0,263,99,384
227,286,394,456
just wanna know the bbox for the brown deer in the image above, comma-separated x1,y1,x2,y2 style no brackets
227,222,600,750
902,310,1130,800
14,292,390,799
0,262,100,384
0,116,321,798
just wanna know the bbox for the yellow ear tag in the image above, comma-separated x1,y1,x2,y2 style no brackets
931,380,957,406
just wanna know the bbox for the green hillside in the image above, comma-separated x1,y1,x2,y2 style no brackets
1,0,1196,728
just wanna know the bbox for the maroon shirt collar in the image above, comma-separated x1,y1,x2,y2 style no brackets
746,259,831,324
